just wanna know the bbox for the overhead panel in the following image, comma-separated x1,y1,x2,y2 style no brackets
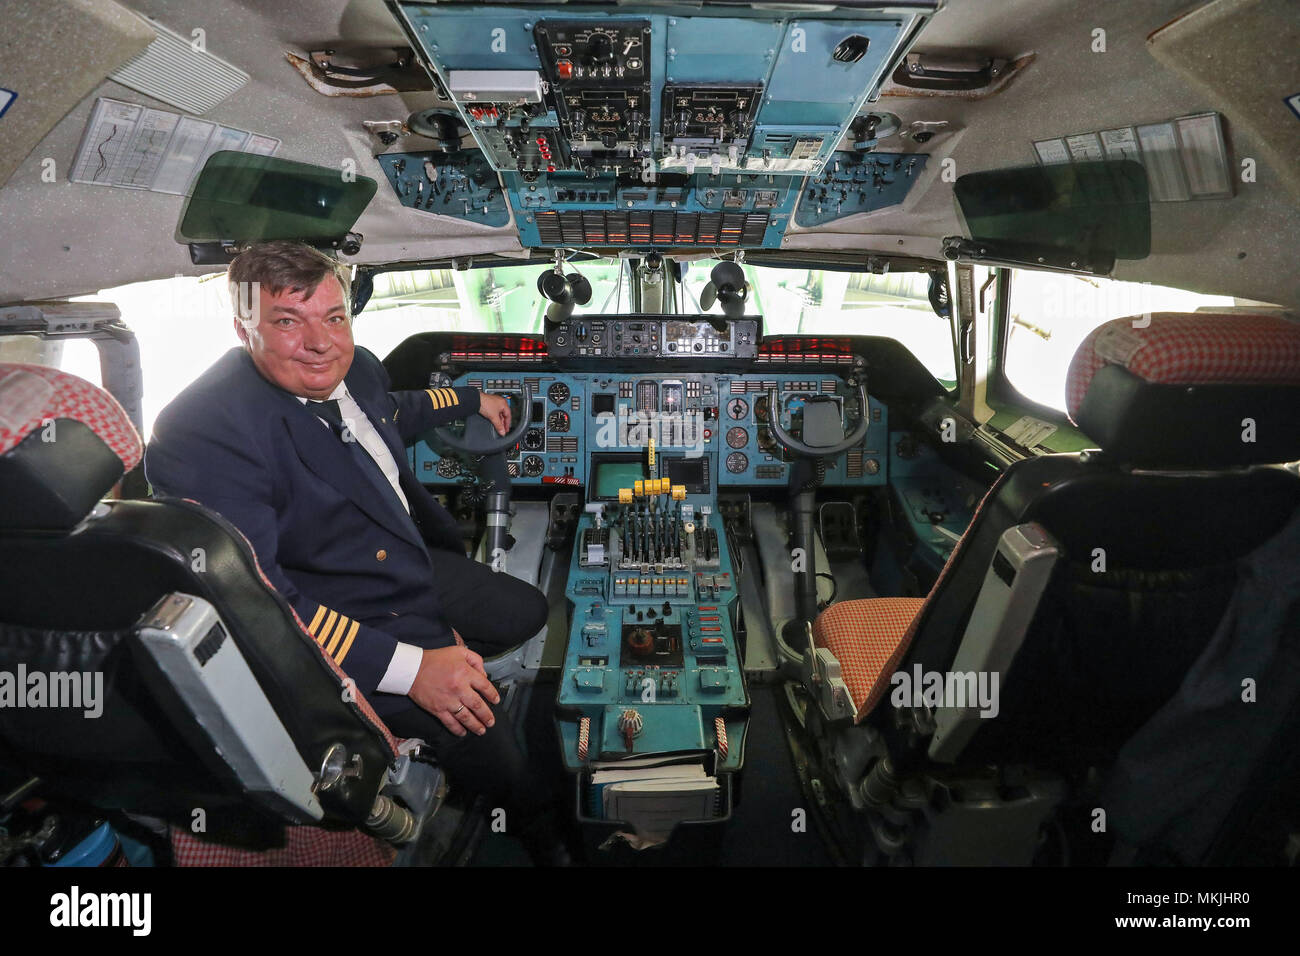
388,2,937,249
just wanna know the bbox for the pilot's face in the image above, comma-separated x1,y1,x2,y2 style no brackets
235,276,353,400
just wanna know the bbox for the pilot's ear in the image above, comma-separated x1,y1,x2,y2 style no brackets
233,315,250,345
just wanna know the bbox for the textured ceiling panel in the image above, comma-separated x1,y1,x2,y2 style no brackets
0,0,1296,310
0,0,155,187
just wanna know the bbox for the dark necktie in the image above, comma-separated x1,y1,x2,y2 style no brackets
308,399,409,513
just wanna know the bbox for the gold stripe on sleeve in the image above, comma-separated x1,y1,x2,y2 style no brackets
441,387,459,407
316,610,338,646
426,388,445,410
334,619,361,664
307,605,327,637
324,614,351,656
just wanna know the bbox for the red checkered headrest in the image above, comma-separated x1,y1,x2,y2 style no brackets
0,363,142,530
1065,313,1300,467
1066,313,1300,422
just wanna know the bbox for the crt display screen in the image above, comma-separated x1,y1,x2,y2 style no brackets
593,460,645,498
665,456,707,491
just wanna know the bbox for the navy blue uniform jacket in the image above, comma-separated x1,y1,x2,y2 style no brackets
145,347,479,709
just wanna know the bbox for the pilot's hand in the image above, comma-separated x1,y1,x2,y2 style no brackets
409,645,501,737
478,391,512,436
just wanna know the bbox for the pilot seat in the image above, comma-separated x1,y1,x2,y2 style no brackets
802,311,1300,864
0,363,444,865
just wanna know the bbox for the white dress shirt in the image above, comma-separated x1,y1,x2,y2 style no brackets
301,383,424,695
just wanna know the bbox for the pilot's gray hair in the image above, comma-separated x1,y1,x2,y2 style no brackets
228,240,351,328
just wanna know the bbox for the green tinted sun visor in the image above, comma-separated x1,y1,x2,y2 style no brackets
177,151,377,244
947,159,1150,274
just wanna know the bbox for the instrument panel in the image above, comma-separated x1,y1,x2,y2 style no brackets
546,315,759,360
412,369,888,488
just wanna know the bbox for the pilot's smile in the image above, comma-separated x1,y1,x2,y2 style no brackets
235,277,355,400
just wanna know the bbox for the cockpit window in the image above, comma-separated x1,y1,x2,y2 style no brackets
358,260,957,387
682,260,955,386
359,261,634,358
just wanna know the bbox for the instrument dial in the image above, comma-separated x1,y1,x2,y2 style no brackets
522,455,545,477
727,398,748,420
753,395,770,422
522,427,545,450
725,426,749,449
548,382,570,405
435,457,460,479
725,451,748,474
547,410,571,433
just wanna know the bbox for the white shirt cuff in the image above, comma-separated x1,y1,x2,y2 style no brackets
376,641,424,696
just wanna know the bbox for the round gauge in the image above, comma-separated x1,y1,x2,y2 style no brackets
753,395,770,423
435,457,460,479
727,397,749,420
429,372,454,389
522,455,545,477
522,426,545,450
725,451,749,474
725,426,749,449
548,382,570,405
547,410,570,433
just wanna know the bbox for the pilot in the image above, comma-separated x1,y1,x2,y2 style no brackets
145,240,565,862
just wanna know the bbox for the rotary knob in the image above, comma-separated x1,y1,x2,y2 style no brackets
617,708,644,751
584,33,613,65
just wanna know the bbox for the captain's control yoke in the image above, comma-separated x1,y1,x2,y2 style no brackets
431,384,532,566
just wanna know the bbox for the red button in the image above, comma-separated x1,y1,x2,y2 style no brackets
557,60,573,79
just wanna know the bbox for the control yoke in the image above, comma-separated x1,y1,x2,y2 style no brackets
764,381,869,458
430,385,532,566
431,384,532,455
764,380,868,648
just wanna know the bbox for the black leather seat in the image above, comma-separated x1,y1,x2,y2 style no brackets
808,311,1300,863
0,362,399,831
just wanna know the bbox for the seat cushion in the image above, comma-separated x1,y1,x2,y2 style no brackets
170,825,395,866
812,597,925,721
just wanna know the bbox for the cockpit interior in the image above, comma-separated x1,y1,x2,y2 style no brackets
1,0,1299,902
